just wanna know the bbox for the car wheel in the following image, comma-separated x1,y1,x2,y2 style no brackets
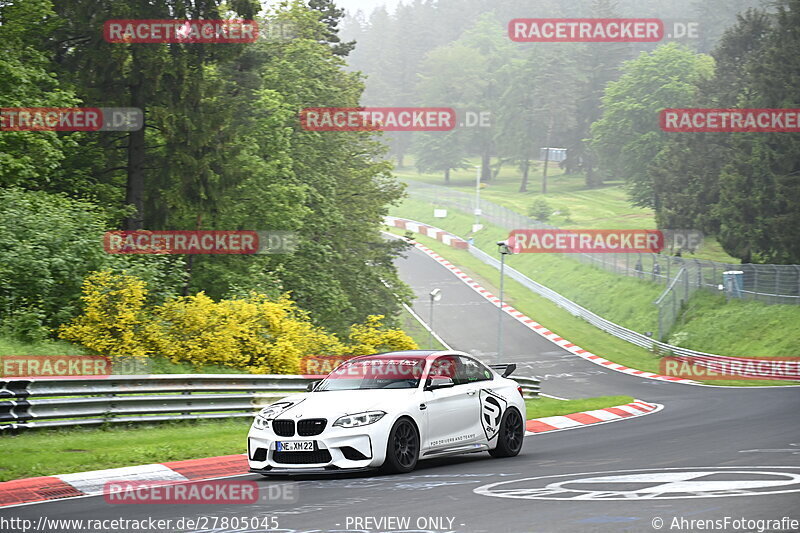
489,407,524,458
382,418,419,473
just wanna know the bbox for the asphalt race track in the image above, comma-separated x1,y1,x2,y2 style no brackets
2,245,799,533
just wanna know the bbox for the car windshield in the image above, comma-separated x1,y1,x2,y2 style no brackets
316,358,425,391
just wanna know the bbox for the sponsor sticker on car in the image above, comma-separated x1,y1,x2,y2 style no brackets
479,390,507,441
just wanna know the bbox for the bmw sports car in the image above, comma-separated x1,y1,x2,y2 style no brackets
247,350,526,475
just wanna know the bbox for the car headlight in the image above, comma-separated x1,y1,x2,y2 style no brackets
252,402,293,429
333,411,386,428
253,415,270,430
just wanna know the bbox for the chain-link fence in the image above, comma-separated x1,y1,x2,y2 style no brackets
405,181,800,310
654,268,691,341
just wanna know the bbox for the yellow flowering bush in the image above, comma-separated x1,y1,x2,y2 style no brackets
150,293,345,374
346,315,418,355
58,271,155,357
59,272,418,373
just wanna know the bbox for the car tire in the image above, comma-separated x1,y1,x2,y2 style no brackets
381,417,419,474
489,407,524,458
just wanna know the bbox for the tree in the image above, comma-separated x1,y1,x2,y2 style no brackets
414,41,487,182
0,0,82,191
308,0,355,56
566,0,634,188
715,1,800,263
48,0,260,230
649,9,772,235
590,43,714,209
495,44,579,193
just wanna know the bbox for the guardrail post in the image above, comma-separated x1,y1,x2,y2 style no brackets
183,389,191,416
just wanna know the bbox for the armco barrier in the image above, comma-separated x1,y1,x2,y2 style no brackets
1,372,541,431
515,376,540,399
0,374,311,431
388,216,799,380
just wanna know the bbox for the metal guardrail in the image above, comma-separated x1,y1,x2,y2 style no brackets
0,374,312,431
1,372,541,431
514,376,541,399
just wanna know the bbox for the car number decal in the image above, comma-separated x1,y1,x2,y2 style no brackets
479,389,507,441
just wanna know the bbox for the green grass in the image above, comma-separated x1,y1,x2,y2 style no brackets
524,395,634,418
0,337,88,357
395,159,739,263
0,419,252,482
670,291,800,359
396,307,447,351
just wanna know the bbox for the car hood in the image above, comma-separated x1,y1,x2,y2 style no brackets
276,388,418,420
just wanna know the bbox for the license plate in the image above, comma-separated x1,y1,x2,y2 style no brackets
277,441,314,452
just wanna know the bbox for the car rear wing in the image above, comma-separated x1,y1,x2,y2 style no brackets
489,363,516,378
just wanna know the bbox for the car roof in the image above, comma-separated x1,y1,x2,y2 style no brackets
350,350,470,361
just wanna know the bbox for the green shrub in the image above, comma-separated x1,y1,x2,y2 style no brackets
528,197,552,222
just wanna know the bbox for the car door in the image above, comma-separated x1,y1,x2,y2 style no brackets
422,355,482,450
457,356,505,443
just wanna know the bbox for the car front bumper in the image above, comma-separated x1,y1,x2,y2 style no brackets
247,417,393,472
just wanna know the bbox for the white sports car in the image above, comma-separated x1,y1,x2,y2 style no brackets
247,350,526,475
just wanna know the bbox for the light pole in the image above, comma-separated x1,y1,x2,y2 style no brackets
496,241,513,360
473,165,482,233
428,288,442,349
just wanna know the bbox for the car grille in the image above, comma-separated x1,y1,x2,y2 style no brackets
297,418,326,436
273,449,332,464
272,419,295,437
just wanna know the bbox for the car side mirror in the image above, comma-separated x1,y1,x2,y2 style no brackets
306,380,320,392
425,376,455,391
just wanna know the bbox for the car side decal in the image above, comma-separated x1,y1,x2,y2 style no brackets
479,389,507,441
